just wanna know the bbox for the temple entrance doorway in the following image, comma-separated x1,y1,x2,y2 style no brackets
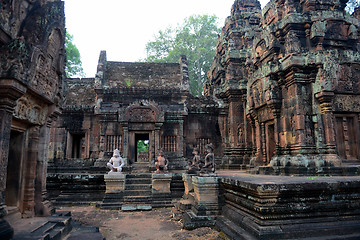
135,133,150,163
5,130,25,212
335,114,360,163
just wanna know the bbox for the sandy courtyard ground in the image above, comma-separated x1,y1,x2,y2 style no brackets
58,206,228,240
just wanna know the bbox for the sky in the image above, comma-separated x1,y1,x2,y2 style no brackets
64,0,270,77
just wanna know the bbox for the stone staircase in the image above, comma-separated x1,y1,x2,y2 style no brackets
8,211,104,240
100,160,183,211
121,172,153,211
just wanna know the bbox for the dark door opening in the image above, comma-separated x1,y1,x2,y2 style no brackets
266,123,275,164
6,130,24,208
71,133,85,158
135,133,149,162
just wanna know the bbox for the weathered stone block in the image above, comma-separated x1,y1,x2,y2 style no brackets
152,173,172,194
182,173,195,196
192,175,219,206
104,173,125,193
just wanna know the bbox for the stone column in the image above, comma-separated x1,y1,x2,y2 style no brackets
0,79,26,239
22,126,40,218
35,113,58,216
254,117,262,165
178,119,184,158
154,123,162,161
123,126,129,161
315,91,341,166
261,123,267,164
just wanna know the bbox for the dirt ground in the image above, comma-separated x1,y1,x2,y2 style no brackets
58,206,229,240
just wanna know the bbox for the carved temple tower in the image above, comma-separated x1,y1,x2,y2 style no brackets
208,0,360,172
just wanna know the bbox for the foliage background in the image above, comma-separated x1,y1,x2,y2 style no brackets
144,15,221,96
65,32,85,78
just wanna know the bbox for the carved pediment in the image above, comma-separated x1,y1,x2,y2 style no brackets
123,100,162,123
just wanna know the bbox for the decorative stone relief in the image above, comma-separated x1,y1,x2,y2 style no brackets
13,94,48,125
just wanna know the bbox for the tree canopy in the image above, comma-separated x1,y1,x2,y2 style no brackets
65,32,85,78
144,15,221,96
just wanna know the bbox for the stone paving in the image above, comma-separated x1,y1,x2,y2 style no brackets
58,206,228,240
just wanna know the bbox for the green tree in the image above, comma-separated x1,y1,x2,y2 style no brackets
137,140,149,153
346,0,360,13
65,32,85,78
144,15,220,96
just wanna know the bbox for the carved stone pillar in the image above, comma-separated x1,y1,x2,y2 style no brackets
35,114,58,216
123,126,129,161
316,92,337,153
315,91,341,166
22,126,40,218
254,117,262,164
261,123,267,164
268,99,282,156
154,123,162,161
0,79,26,239
178,119,184,158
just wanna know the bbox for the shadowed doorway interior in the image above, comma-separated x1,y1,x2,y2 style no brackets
135,133,149,162
6,130,25,212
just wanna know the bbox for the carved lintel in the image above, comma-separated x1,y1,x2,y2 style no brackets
0,78,26,111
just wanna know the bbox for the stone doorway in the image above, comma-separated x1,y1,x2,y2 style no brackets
266,122,276,164
5,130,25,211
335,114,360,162
67,132,85,159
135,133,150,163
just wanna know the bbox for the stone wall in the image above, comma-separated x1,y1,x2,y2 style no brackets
105,62,183,89
0,1,65,239
64,78,96,106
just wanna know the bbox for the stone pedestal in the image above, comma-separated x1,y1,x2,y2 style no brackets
152,173,172,208
182,173,195,197
101,173,125,209
192,175,220,215
183,175,220,230
104,173,125,193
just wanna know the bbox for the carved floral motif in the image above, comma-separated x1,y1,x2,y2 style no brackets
13,94,48,125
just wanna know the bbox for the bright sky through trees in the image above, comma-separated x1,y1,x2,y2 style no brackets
65,0,270,77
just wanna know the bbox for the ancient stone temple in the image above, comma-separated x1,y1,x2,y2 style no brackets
0,0,65,239
208,0,360,173
47,51,222,206
51,51,222,167
46,0,360,239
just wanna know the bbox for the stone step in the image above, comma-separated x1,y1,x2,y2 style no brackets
121,204,152,211
126,173,152,179
99,202,123,210
12,216,72,240
216,216,256,240
124,189,152,196
125,178,151,184
125,184,151,190
123,195,152,203
31,222,57,236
